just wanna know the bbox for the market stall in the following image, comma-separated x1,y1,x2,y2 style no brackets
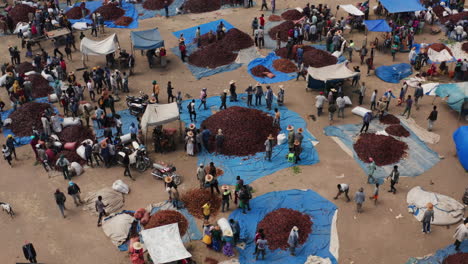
307,63,359,90
80,33,120,67
130,28,166,68
140,103,180,151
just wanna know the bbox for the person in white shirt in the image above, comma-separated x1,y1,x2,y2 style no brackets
370,89,378,110
315,92,328,117
336,95,346,118
454,219,468,251
334,184,350,201
455,24,464,41
258,26,265,49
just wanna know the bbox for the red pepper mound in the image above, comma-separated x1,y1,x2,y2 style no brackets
439,11,468,24
268,20,295,42
182,0,221,13
180,189,221,219
257,208,312,250
58,125,95,143
273,58,298,73
16,62,35,76
268,14,282,21
303,48,338,68
432,5,445,18
25,74,53,98
281,9,303,20
385,124,410,137
94,3,125,21
194,28,254,52
204,167,224,177
114,16,133,26
251,65,271,77
50,149,86,170
353,133,408,166
144,210,189,236
463,43,468,53
9,102,52,137
428,43,453,56
66,7,90,19
9,4,36,25
379,114,400,125
143,0,174,10
442,253,468,264
188,44,237,68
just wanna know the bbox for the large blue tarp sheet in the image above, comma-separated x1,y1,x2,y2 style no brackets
131,28,164,50
435,82,467,112
375,63,412,83
229,189,338,264
364,20,392,32
247,52,296,84
179,94,320,185
406,240,468,264
380,0,426,13
93,109,138,140
324,121,440,183
67,1,139,29
453,126,468,171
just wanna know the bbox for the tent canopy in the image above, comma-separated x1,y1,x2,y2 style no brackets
80,33,119,56
141,223,192,263
339,4,364,16
364,20,392,32
435,82,468,112
130,28,165,50
379,0,425,13
453,126,468,171
141,103,180,136
307,64,359,82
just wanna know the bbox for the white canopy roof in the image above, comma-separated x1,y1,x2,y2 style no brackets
307,63,359,82
339,4,365,16
141,103,180,136
80,33,119,56
141,223,192,263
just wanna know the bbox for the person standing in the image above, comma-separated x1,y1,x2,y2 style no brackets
152,80,159,103
370,89,378,110
265,86,273,110
270,0,275,13
83,142,93,167
167,81,175,103
360,111,372,133
22,241,37,263
234,176,244,205
387,165,400,194
422,203,435,234
414,83,424,110
2,144,12,167
401,95,413,119
427,106,438,131
256,234,268,260
56,155,70,180
215,129,224,154
245,85,254,106
328,102,337,125
96,195,108,227
198,88,207,110
315,92,327,117
359,82,366,105
264,134,275,161
67,181,83,206
229,219,240,244
221,185,232,212
179,43,187,62
254,84,263,106
384,89,396,111
207,174,220,194
188,99,197,122
164,0,169,18
369,183,380,205
229,80,237,102
239,185,252,214
6,134,17,159
354,187,365,213
293,140,302,164
195,27,201,47
219,90,228,110
336,95,346,118
453,219,468,251
54,189,67,218
287,226,299,256
334,183,351,202
258,26,265,49
123,151,135,181
92,141,103,166
360,45,368,65
202,127,212,150
196,164,206,189
367,157,376,183
287,125,295,151
273,108,280,127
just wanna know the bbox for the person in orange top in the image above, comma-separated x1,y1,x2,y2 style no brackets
152,80,159,103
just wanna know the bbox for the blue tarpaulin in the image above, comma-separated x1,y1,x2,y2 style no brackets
229,189,338,264
375,63,413,83
324,121,440,183
131,28,165,50
435,82,468,112
247,52,296,84
453,126,468,171
364,20,392,32
179,94,320,185
93,109,138,140
405,240,468,264
380,0,426,13
67,1,139,29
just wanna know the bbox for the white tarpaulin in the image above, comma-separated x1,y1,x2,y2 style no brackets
80,33,119,56
339,4,365,16
102,213,135,246
141,223,192,263
141,103,180,136
307,64,359,82
427,48,454,63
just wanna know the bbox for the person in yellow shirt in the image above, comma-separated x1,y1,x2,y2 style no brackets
202,202,211,220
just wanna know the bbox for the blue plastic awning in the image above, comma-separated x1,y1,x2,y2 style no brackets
380,0,426,13
453,126,468,171
364,19,392,32
130,28,165,50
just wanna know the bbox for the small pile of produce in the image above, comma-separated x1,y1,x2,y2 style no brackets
188,45,237,68
9,102,52,137
181,0,221,14
268,14,282,21
143,0,174,10
94,3,125,21
9,4,36,25
385,124,410,137
204,167,224,177
221,28,254,51
432,5,445,18
379,114,400,125
66,7,89,19
25,74,53,98
16,62,35,76
143,210,188,236
114,16,133,26
180,189,221,219
302,47,338,67
268,21,295,42
353,133,408,166
463,42,468,53
273,58,298,73
281,9,303,20
201,106,280,156
251,65,272,77
257,208,312,250
442,253,468,264
58,125,95,143
428,43,453,56
51,149,86,169
275,45,315,59
439,11,468,24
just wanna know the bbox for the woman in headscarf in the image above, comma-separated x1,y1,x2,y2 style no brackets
222,230,235,257
287,226,299,256
210,225,222,252
185,131,195,156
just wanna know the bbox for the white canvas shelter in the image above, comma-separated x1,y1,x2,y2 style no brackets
307,64,359,82
141,103,180,136
80,33,119,56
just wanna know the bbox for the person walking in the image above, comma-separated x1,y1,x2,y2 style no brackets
229,80,238,102
92,141,103,166
22,241,37,263
239,185,252,214
246,85,254,106
336,95,346,118
354,187,365,213
196,164,206,189
215,129,224,154
123,151,135,181
359,82,366,105
370,90,378,110
188,99,197,122
205,174,220,195
54,189,67,218
369,183,380,205
56,154,71,180
260,0,268,10
384,89,396,111
221,185,232,212
83,142,93,167
67,181,83,206
6,134,17,159
2,144,12,167
256,234,268,260
264,134,275,161
315,92,327,116
453,219,468,251
198,88,208,110
287,226,299,256
328,102,337,125
152,80,160,103
272,108,280,127
387,165,400,194
427,106,438,131
360,111,372,133
367,157,376,183
334,183,351,202
414,83,424,110
401,95,413,119
96,195,108,227
220,90,228,110
265,86,273,110
422,203,435,234
167,81,175,103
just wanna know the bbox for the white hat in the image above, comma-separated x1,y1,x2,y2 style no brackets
133,242,143,250
229,80,236,84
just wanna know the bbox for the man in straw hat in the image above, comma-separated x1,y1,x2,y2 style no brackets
229,80,237,102
215,129,224,155
453,218,468,251
264,134,275,161
265,85,274,110
205,174,220,195
221,185,232,212
422,203,435,234
295,128,304,146
130,242,145,264
287,125,295,151
196,164,206,189
220,90,228,110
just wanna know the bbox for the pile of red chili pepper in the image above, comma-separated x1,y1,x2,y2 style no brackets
302,47,338,68
353,133,408,166
251,65,271,77
9,102,51,137
66,7,89,19
16,62,35,76
442,253,468,264
428,43,453,56
181,0,221,13
275,45,315,60
143,0,173,10
144,210,189,236
268,15,282,21
281,9,303,20
463,43,468,53
257,208,312,250
273,58,298,73
268,21,295,42
379,114,400,125
385,124,410,137
114,16,133,26
26,74,53,98
180,189,221,219
201,106,280,156
94,3,125,21
9,4,36,25
59,125,95,143
439,11,468,24
432,5,444,17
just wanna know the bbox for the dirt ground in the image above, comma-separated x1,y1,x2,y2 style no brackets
0,0,467,263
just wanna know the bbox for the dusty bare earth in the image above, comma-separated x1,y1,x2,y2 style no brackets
0,0,467,264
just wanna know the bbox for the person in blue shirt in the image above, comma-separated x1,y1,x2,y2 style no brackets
296,46,304,67
201,126,212,150
360,111,372,133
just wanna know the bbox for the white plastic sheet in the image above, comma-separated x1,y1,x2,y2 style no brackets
339,4,364,16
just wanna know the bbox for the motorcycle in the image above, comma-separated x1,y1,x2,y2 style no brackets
117,141,151,172
151,162,182,185
126,91,149,116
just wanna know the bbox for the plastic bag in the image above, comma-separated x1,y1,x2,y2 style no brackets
277,133,286,145
112,180,130,194
70,162,83,176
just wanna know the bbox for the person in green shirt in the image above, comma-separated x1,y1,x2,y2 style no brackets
367,157,376,184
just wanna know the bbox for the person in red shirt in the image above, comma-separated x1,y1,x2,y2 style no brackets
259,14,265,28
253,229,264,254
179,44,186,62
60,58,67,72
